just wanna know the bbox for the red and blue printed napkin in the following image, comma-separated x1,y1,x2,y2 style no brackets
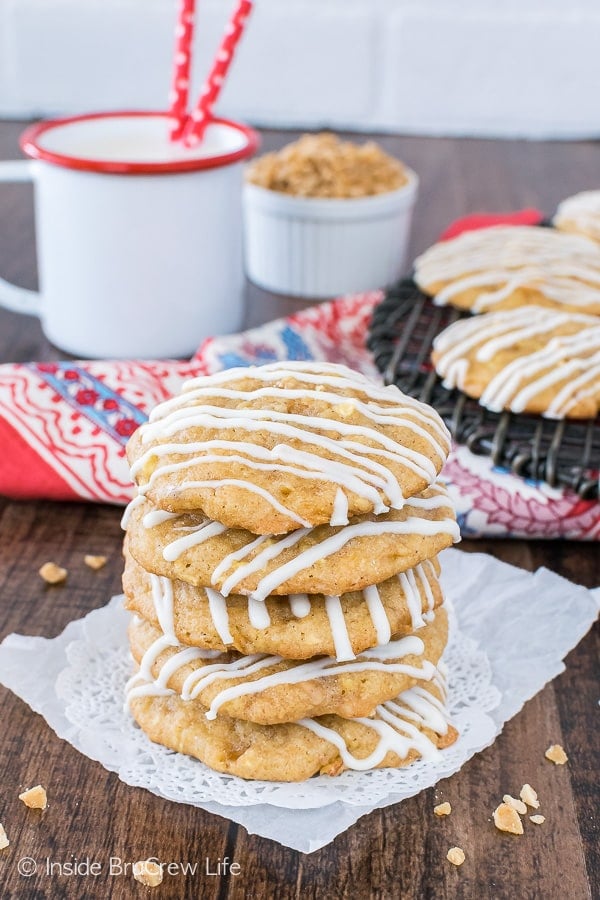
1,209,598,539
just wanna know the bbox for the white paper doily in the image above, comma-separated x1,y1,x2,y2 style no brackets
0,548,597,852
54,601,500,810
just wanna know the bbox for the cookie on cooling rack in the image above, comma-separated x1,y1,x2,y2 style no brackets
553,190,600,244
126,361,450,535
124,485,459,598
127,605,448,724
414,225,600,316
123,547,443,660
432,305,600,419
128,674,458,782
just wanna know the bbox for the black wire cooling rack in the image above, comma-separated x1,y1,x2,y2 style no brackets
366,279,600,499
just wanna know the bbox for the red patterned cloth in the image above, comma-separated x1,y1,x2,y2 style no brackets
1,209,599,539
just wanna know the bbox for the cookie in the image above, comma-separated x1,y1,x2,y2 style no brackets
126,361,451,534
123,546,443,660
128,675,458,781
123,484,459,598
127,605,448,724
554,190,600,244
432,305,600,418
414,225,600,316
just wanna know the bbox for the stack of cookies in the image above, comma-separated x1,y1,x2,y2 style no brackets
414,225,600,419
121,362,461,781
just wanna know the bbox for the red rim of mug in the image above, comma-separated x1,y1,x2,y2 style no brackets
20,111,259,175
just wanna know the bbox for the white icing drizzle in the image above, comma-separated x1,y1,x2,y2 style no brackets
289,594,311,618
242,509,457,602
415,224,600,311
126,628,222,703
393,684,449,734
398,568,425,631
130,362,450,524
149,575,176,641
434,306,600,418
174,477,312,528
120,493,145,530
153,362,448,439
162,520,229,562
554,190,600,240
363,584,392,646
142,508,180,528
247,597,271,630
330,488,349,526
297,676,450,770
139,485,457,601
210,533,271,583
216,529,310,598
202,634,434,720
205,588,234,645
482,333,600,415
133,423,430,508
418,560,437,622
126,625,436,722
324,595,355,661
142,557,437,662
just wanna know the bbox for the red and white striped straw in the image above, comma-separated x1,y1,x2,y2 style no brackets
169,0,196,142
182,0,254,148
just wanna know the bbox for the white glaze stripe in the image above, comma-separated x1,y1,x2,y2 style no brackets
145,486,456,601
363,584,392,646
205,588,234,645
297,678,449,770
244,515,457,602
175,478,312,528
137,409,442,488
247,597,271,630
289,594,311,618
204,657,435,720
155,361,449,437
127,624,437,722
143,509,179,528
331,488,349,526
133,442,400,513
417,562,436,620
217,528,309,597
415,224,600,311
127,651,451,773
162,520,228,562
480,331,600,415
132,362,450,525
434,306,600,418
324,595,355,662
149,575,175,641
120,493,145,530
554,191,600,238
399,568,425,631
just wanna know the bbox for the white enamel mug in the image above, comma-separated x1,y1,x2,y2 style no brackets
0,111,258,358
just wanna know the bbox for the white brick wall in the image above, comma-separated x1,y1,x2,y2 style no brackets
0,0,599,137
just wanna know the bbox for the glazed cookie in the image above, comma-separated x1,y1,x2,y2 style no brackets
123,484,459,598
123,547,443,660
128,675,458,782
414,225,600,316
126,361,451,534
127,605,448,724
432,305,600,418
554,190,600,244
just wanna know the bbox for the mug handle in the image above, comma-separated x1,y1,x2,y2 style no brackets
0,160,40,316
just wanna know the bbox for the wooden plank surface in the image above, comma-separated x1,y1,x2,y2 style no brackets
0,120,597,900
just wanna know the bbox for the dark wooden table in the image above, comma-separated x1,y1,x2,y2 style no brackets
0,121,597,900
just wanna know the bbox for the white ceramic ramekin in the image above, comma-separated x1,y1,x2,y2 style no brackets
243,168,419,298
